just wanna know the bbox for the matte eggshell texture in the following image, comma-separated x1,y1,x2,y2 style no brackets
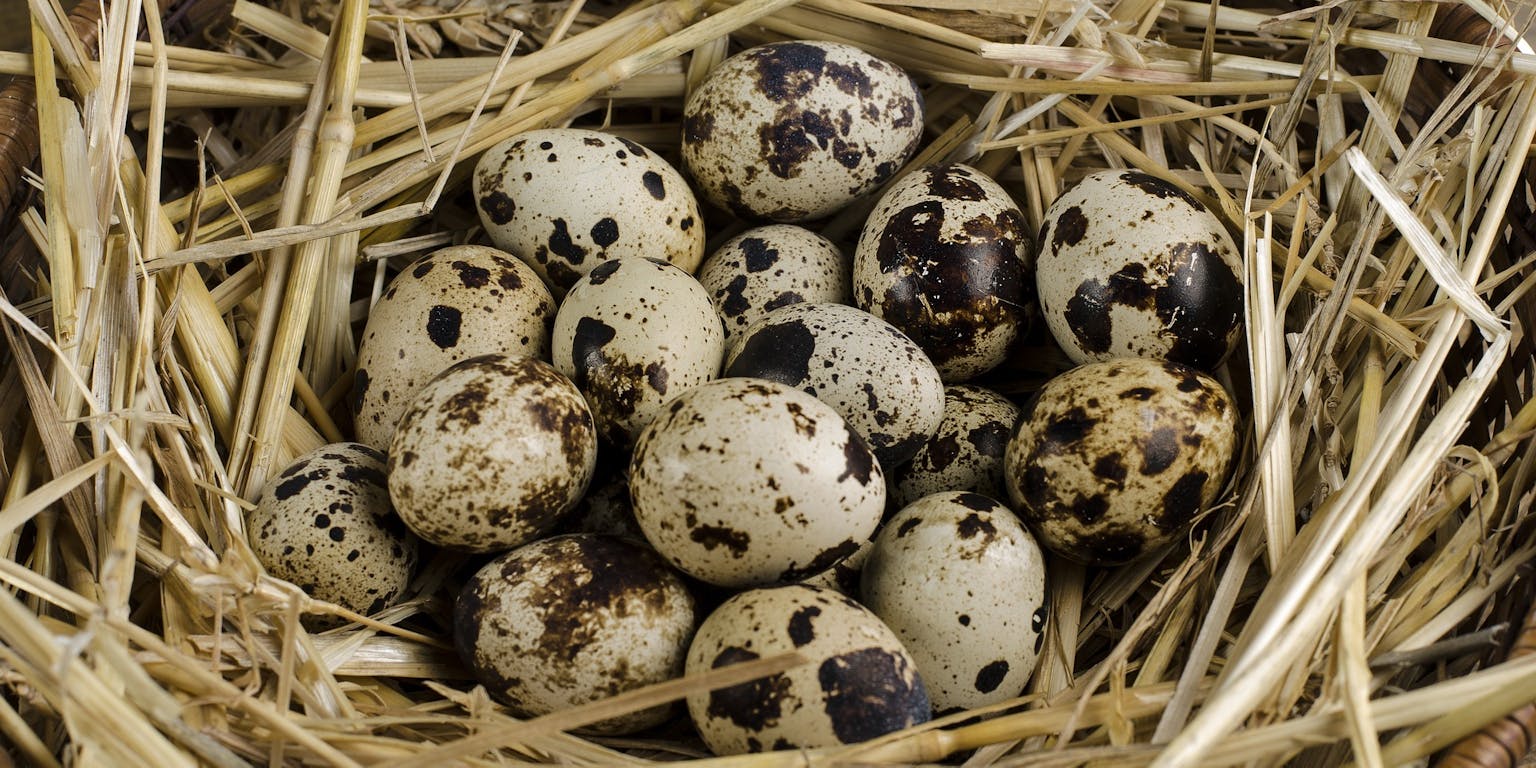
685,584,930,755
697,225,850,349
854,164,1034,382
454,534,695,734
250,443,418,620
388,355,597,552
1003,359,1236,565
890,385,1021,508
353,245,554,451
682,40,923,222
724,302,945,468
860,491,1046,712
1035,170,1243,370
473,128,704,296
629,378,885,588
552,258,725,446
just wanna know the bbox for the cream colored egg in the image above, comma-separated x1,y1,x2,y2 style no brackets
353,245,555,450
860,491,1046,712
473,128,704,296
684,584,930,754
890,385,1020,508
682,40,923,222
697,225,849,349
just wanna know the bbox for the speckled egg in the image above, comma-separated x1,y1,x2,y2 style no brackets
890,385,1020,508
250,443,418,620
685,584,930,754
473,128,704,296
353,245,555,450
1003,359,1237,565
860,492,1046,712
724,302,944,467
630,378,885,588
697,225,850,349
797,536,872,597
854,164,1033,382
1036,170,1243,370
388,355,597,552
552,258,725,446
455,534,695,733
682,40,923,222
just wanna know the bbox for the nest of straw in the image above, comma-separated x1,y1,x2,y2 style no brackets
2,0,1536,764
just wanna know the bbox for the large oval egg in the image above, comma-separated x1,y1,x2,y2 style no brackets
1035,170,1243,370
854,164,1033,382
473,128,704,296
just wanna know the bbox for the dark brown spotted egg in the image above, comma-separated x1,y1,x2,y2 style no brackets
684,584,930,754
724,302,944,467
681,40,923,222
697,225,850,349
353,245,555,450
552,258,725,446
890,385,1021,508
388,355,597,552
454,534,695,733
249,443,418,621
854,164,1033,382
629,378,885,588
1003,359,1236,565
1036,170,1243,370
473,128,704,296
860,492,1046,712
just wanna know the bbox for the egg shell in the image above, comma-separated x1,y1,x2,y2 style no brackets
1003,359,1237,565
724,302,944,467
854,164,1034,382
890,385,1020,508
682,40,923,222
629,378,885,588
1035,170,1243,370
860,491,1046,712
250,443,418,621
697,225,850,349
353,245,555,451
552,258,725,446
454,534,695,733
473,128,704,296
796,536,872,597
685,584,930,754
388,355,597,552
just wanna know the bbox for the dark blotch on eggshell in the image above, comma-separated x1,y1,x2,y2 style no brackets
739,238,778,272
452,260,491,289
817,648,930,744
1140,428,1180,475
708,646,793,733
779,538,860,583
642,171,666,200
547,219,587,264
1161,470,1209,529
690,524,752,555
724,319,817,386
591,218,620,248
1119,171,1202,208
570,317,617,389
788,605,821,646
750,41,828,102
426,305,463,349
1049,205,1088,253
974,660,1009,694
480,190,517,225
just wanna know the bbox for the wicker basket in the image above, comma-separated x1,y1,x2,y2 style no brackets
1,0,1535,765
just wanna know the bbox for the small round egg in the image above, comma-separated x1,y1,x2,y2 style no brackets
682,40,923,222
854,164,1033,382
860,492,1046,712
388,355,597,552
455,534,695,733
724,302,944,467
685,584,930,754
630,378,885,588
250,443,419,620
552,258,725,446
1036,170,1243,370
889,385,1020,508
473,128,704,295
1003,359,1237,565
697,225,850,349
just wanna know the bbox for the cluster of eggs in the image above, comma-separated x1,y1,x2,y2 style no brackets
246,37,1244,755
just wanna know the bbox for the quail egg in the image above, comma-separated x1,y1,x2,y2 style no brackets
1036,170,1243,370
1003,358,1237,565
697,225,850,349
860,491,1047,712
682,40,923,222
629,378,885,588
685,584,930,754
552,258,725,446
388,355,597,552
889,385,1020,508
854,164,1033,382
474,128,704,295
